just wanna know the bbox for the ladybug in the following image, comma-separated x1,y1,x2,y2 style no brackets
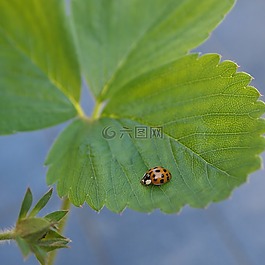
140,166,172,186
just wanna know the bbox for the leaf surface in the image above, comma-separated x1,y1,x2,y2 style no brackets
0,0,81,134
46,55,265,213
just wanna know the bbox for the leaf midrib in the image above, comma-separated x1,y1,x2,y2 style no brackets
115,117,236,180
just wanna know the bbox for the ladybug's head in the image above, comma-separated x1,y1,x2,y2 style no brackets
140,173,152,186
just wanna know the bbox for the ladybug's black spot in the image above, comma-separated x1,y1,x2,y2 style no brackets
167,176,170,181
161,174,164,178
155,169,160,173
160,179,164,184
153,167,158,169
163,168,167,172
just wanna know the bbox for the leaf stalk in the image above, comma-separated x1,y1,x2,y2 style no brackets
91,100,104,119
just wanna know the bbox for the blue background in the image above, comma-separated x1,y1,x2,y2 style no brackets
1,0,265,264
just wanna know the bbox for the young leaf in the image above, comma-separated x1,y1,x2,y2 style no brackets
13,189,71,264
30,245,47,265
28,189,53,218
0,0,81,135
18,188,33,220
16,237,30,258
38,230,70,252
42,229,66,240
44,211,68,223
46,54,265,213
38,239,69,253
70,0,234,99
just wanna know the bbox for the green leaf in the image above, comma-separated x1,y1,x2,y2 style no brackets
38,239,69,253
28,189,53,218
38,230,70,252
41,230,65,240
46,54,265,213
0,0,81,134
30,245,47,265
44,210,68,222
16,237,31,258
18,188,33,220
70,0,234,99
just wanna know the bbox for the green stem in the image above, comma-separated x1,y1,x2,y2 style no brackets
91,100,104,119
0,230,15,241
75,102,86,118
46,197,71,265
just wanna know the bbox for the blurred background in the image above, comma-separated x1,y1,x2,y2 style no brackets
1,0,265,264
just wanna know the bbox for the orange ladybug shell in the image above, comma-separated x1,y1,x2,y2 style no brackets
140,166,172,186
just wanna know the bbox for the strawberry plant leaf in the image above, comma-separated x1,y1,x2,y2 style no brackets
44,211,68,223
18,188,33,220
1,0,264,214
0,0,81,134
30,245,46,265
16,237,31,258
70,0,234,99
46,54,265,213
29,189,53,218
